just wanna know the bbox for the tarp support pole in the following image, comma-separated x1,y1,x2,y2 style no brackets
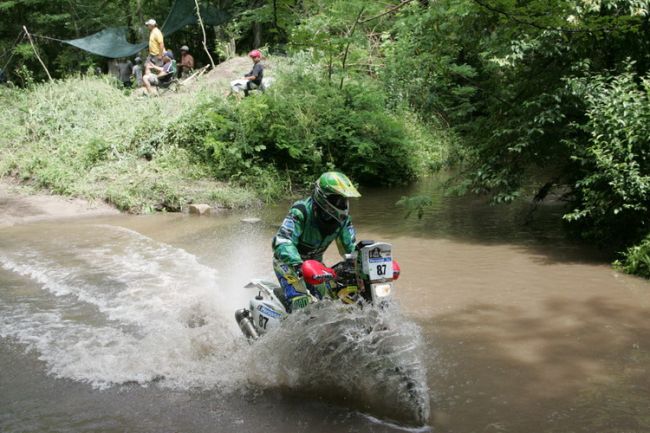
23,26,52,81
194,0,215,69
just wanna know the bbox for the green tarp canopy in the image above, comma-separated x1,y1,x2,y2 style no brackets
63,0,229,58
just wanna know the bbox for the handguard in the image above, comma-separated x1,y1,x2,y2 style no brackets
392,259,401,280
300,260,337,285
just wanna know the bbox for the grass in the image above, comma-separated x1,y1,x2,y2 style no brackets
0,75,259,213
0,56,454,214
615,234,650,279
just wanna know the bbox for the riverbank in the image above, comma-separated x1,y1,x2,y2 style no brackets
0,181,119,228
0,57,272,213
0,55,447,216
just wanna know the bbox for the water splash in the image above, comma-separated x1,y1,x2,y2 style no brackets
1,222,431,426
0,223,248,391
246,300,431,426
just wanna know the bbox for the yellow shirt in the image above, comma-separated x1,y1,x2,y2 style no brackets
149,27,164,56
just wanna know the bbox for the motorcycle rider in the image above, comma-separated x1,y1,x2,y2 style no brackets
272,171,361,311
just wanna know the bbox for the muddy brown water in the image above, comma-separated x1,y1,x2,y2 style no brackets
1,180,649,433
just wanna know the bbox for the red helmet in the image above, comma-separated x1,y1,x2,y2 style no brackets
248,49,262,59
300,260,336,285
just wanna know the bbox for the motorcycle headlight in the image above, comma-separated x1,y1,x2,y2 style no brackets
371,283,392,298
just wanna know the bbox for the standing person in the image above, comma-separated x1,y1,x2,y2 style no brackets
272,172,361,311
116,58,133,88
145,19,165,66
132,57,144,87
178,45,194,78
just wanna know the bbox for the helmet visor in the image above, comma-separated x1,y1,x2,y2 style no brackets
326,194,348,211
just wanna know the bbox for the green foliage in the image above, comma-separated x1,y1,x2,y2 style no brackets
396,195,433,219
0,75,259,212
380,0,650,201
615,234,650,279
166,65,445,193
0,53,446,212
380,1,479,121
376,0,650,277
13,64,35,87
287,0,397,91
563,68,650,245
0,0,121,82
233,0,297,45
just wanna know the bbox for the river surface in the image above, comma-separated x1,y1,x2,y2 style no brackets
1,181,649,433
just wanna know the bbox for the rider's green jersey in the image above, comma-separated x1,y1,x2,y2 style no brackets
272,197,356,266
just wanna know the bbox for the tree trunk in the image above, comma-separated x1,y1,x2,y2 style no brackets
252,21,262,48
135,0,144,40
125,0,134,42
273,0,278,30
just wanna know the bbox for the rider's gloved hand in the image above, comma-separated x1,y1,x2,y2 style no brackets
293,263,303,278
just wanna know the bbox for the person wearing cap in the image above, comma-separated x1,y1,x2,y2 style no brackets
229,49,264,97
178,45,194,79
243,49,264,96
145,19,166,66
142,50,176,95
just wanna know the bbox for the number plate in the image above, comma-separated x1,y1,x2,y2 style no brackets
368,257,393,281
361,242,393,282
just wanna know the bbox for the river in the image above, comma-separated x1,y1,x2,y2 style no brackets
1,180,649,433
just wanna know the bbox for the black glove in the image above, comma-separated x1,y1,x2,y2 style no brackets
292,263,303,278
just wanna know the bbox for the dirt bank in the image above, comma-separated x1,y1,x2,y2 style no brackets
0,182,119,228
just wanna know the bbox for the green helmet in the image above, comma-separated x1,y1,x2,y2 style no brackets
312,172,361,223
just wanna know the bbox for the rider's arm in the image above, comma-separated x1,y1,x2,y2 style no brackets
335,217,357,256
272,207,305,266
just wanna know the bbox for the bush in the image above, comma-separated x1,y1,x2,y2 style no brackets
615,234,650,279
168,67,445,190
0,59,448,213
564,69,650,247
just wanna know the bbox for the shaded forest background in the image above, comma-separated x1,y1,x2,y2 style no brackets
1,0,649,278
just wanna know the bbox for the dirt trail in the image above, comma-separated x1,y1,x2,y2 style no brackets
141,56,273,97
195,56,260,88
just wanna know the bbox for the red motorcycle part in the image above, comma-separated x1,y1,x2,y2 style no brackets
301,260,337,285
392,259,401,280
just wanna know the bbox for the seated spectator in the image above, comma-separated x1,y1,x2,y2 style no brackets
178,45,194,79
132,57,144,87
230,50,264,97
142,50,176,95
